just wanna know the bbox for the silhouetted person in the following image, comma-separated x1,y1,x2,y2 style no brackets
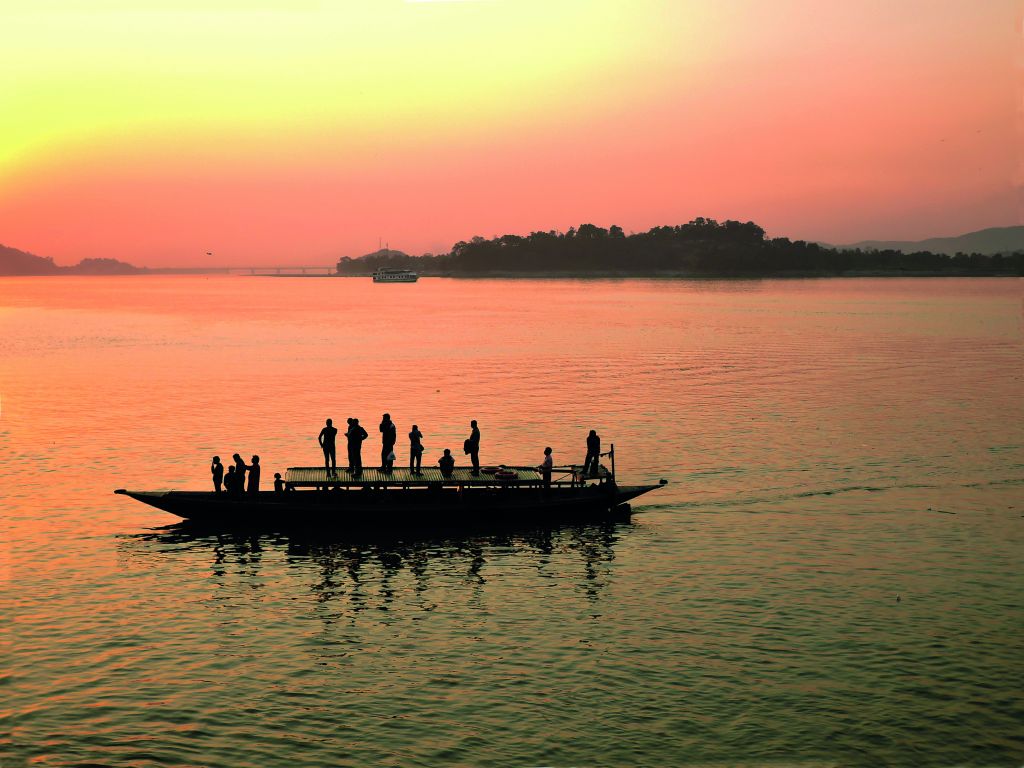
439,448,455,477
319,418,338,476
247,455,261,494
211,455,224,493
380,413,397,473
584,430,601,477
345,418,355,471
465,420,481,475
347,418,368,477
232,453,247,489
409,424,424,474
274,472,285,493
538,446,553,490
225,465,240,496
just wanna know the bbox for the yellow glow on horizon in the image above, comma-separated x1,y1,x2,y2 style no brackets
4,0,1013,265
0,0,715,176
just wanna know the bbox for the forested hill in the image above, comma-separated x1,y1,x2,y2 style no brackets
840,226,1024,256
0,244,144,275
0,244,60,274
336,219,1024,276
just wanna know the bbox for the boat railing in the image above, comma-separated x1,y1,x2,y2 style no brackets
283,463,613,490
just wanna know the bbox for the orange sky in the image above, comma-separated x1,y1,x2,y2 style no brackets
0,0,1020,267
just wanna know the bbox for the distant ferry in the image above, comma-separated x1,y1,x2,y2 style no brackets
372,268,419,283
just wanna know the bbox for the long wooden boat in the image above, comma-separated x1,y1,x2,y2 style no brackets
115,450,666,529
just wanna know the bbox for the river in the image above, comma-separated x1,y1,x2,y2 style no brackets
3,275,1022,766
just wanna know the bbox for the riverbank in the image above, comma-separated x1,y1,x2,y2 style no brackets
330,269,1023,279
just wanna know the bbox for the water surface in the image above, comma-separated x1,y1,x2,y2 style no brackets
3,276,1022,766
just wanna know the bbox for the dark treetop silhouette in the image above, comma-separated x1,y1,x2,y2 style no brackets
334,219,1024,276
4,221,1021,277
0,245,145,275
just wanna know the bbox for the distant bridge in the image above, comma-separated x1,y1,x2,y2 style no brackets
223,265,337,276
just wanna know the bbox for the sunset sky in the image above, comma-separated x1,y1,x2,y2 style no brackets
0,0,1020,267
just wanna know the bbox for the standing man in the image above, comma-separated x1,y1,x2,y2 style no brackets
345,418,355,471
347,418,368,477
247,455,261,494
379,413,397,473
538,447,553,490
211,455,224,493
409,424,424,475
466,420,481,476
232,453,247,490
583,429,601,477
319,418,338,476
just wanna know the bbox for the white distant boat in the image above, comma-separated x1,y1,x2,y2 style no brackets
372,268,419,283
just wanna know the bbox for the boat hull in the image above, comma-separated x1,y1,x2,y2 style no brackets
372,271,419,282
116,484,659,528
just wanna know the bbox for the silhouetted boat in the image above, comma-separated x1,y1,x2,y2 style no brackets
115,449,666,528
372,268,418,283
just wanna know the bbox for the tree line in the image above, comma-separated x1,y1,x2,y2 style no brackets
0,245,143,275
336,219,1024,276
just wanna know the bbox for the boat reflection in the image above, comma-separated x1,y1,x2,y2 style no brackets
122,520,631,610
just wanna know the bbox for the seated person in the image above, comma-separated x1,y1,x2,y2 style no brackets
273,472,285,493
438,449,455,477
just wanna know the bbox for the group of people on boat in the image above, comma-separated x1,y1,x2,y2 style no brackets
317,415,484,478
210,453,285,496
208,421,603,493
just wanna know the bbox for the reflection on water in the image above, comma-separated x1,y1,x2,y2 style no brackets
122,521,624,613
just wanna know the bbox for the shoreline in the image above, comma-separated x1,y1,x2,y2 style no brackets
3,269,1020,279
331,270,1022,279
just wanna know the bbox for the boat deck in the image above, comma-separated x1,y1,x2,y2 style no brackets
284,464,610,489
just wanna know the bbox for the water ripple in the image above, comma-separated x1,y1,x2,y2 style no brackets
4,277,1023,767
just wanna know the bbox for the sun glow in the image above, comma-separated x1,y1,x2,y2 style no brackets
0,1,1016,265
1,1,698,173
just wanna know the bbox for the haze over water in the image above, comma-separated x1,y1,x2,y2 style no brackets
3,276,1022,767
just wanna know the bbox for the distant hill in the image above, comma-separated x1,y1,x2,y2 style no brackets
0,244,144,275
0,244,61,275
337,219,1023,276
838,226,1024,256
71,257,145,275
336,247,435,275
359,248,411,260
